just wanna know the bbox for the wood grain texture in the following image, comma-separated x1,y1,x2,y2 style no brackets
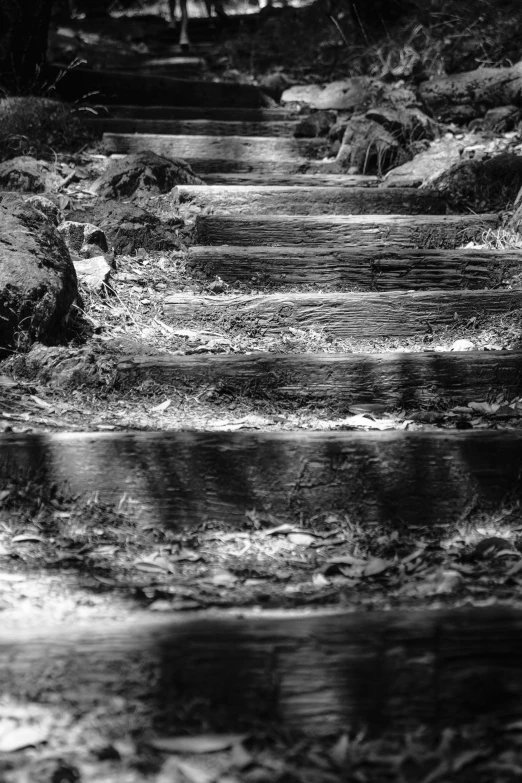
88,117,299,138
2,430,522,528
203,173,380,187
177,185,448,215
116,350,522,408
102,133,329,161
195,213,498,248
187,245,520,290
49,66,265,108
163,290,522,338
4,607,522,735
97,104,296,122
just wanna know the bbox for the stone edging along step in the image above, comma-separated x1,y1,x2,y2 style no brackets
187,245,520,289
194,213,498,247
176,184,448,214
163,290,522,338
4,606,522,735
2,430,522,527
116,350,522,408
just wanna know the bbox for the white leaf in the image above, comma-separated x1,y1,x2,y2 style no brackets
0,723,50,752
150,734,246,754
313,573,330,587
363,558,391,577
150,399,171,413
288,533,315,546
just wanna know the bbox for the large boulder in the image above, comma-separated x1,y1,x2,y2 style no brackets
0,201,77,353
67,201,183,255
282,77,374,111
431,153,522,211
336,116,401,174
0,156,62,193
91,151,204,199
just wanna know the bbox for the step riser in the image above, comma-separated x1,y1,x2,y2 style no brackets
3,607,522,736
49,66,265,107
195,214,498,248
203,173,380,186
1,431,522,528
116,350,522,408
88,118,299,137
187,246,519,289
164,290,522,338
178,185,448,215
94,105,297,122
103,132,329,161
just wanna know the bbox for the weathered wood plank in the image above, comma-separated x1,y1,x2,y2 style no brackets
177,185,448,215
1,431,522,528
195,213,498,248
48,65,265,107
187,245,520,289
204,173,380,187
3,607,522,735
117,350,522,408
102,133,329,161
163,290,522,337
88,117,299,138
93,105,297,122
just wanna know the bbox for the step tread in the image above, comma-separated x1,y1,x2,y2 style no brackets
177,184,448,214
187,244,520,289
93,104,297,121
117,349,522,407
88,117,299,137
195,213,498,248
103,132,328,161
163,289,522,337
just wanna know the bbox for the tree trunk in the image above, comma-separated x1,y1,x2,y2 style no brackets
0,0,53,94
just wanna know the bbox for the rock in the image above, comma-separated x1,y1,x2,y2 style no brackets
336,116,401,174
0,156,61,193
58,221,109,254
481,105,521,132
91,151,203,199
24,195,60,225
7,344,114,389
419,62,522,122
67,201,183,255
282,77,373,111
258,71,292,101
294,110,336,138
366,106,438,143
431,153,522,211
0,201,77,353
72,255,112,292
280,84,323,106
382,137,464,188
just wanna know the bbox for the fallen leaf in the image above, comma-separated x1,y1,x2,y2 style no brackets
211,570,238,587
329,734,349,768
149,734,246,754
150,399,172,413
0,723,50,752
29,395,54,409
313,573,330,587
363,558,392,577
468,401,500,415
288,533,315,546
12,534,44,544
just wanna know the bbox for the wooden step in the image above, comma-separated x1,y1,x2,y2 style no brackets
49,65,265,107
117,349,522,408
2,430,522,527
94,105,297,122
195,213,498,248
203,173,380,187
177,185,448,215
4,606,522,736
187,245,519,289
88,117,299,137
163,290,522,338
102,132,329,161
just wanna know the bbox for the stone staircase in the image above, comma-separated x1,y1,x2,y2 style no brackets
4,69,522,742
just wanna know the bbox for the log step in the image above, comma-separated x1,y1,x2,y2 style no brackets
2,430,522,528
102,132,329,161
116,349,522,408
49,65,265,107
177,185,448,215
4,606,522,736
187,245,520,289
88,117,299,138
163,289,522,338
195,213,498,248
203,173,380,187
94,104,297,122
